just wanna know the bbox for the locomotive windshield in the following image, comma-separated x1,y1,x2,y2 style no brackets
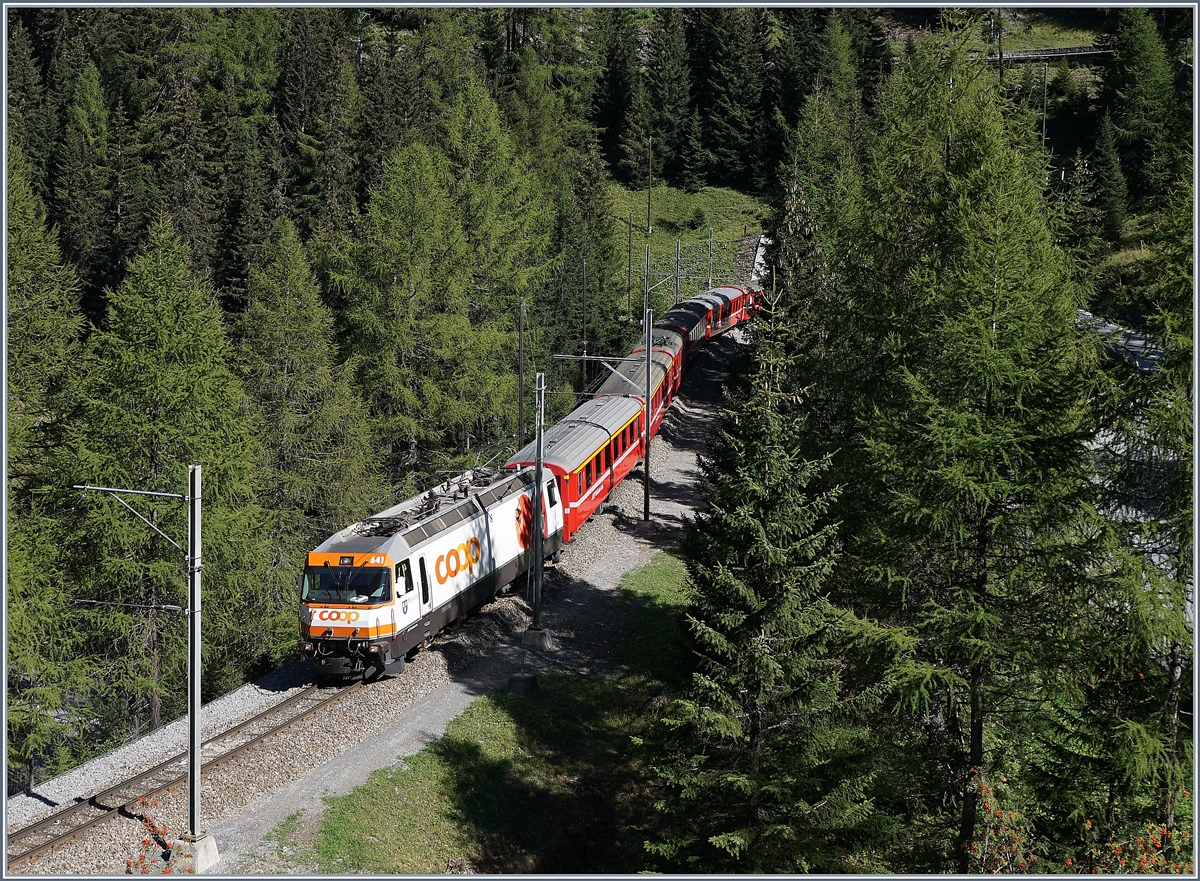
301,565,391,604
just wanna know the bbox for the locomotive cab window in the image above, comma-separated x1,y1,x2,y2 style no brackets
547,481,558,507
301,564,391,604
396,559,414,593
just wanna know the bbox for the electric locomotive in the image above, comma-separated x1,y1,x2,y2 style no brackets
298,466,562,679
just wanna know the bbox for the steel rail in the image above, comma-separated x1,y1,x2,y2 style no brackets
7,681,364,870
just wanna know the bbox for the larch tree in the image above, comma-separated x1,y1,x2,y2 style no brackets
436,77,552,454
848,35,1102,870
6,145,93,788
59,218,266,737
234,218,385,653
439,76,551,315
1086,176,1194,845
325,141,475,487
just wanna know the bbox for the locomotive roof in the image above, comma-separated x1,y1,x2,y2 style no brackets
505,394,645,475
313,467,533,559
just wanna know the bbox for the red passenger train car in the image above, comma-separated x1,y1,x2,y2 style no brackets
504,285,759,541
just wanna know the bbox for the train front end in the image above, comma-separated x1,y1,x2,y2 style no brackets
299,551,405,680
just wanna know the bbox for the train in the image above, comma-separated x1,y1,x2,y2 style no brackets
297,284,760,680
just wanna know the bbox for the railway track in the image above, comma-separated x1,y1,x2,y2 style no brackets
6,681,364,871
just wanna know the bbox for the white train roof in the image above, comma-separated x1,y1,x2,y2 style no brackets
595,338,680,398
312,467,536,559
505,394,646,475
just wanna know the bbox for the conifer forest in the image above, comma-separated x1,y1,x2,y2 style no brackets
5,6,1194,872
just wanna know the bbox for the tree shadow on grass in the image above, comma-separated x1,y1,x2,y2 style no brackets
432,678,650,873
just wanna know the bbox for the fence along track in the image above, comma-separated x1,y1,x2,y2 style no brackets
6,681,364,870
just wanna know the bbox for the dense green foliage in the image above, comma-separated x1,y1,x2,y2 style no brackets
713,13,1192,874
6,9,1193,874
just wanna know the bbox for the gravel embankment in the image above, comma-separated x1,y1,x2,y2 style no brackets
6,330,744,876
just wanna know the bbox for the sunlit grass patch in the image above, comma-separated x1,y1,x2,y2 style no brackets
302,552,695,874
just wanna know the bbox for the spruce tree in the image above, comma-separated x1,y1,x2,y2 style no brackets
617,77,654,186
675,109,708,194
648,299,880,873
692,9,760,188
1049,149,1106,263
646,9,692,184
758,8,824,181
52,59,112,299
148,78,219,272
1101,8,1177,204
107,98,163,292
1094,112,1129,242
592,9,640,172
7,17,54,200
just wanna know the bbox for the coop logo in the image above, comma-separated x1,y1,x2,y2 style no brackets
313,609,361,623
435,537,482,584
515,493,548,551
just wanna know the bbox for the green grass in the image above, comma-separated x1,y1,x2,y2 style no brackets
995,10,1101,51
617,550,693,689
610,181,768,247
257,810,312,872
301,551,693,874
609,182,769,299
960,8,1099,54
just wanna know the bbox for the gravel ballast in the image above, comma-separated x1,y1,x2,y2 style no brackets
6,330,745,876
